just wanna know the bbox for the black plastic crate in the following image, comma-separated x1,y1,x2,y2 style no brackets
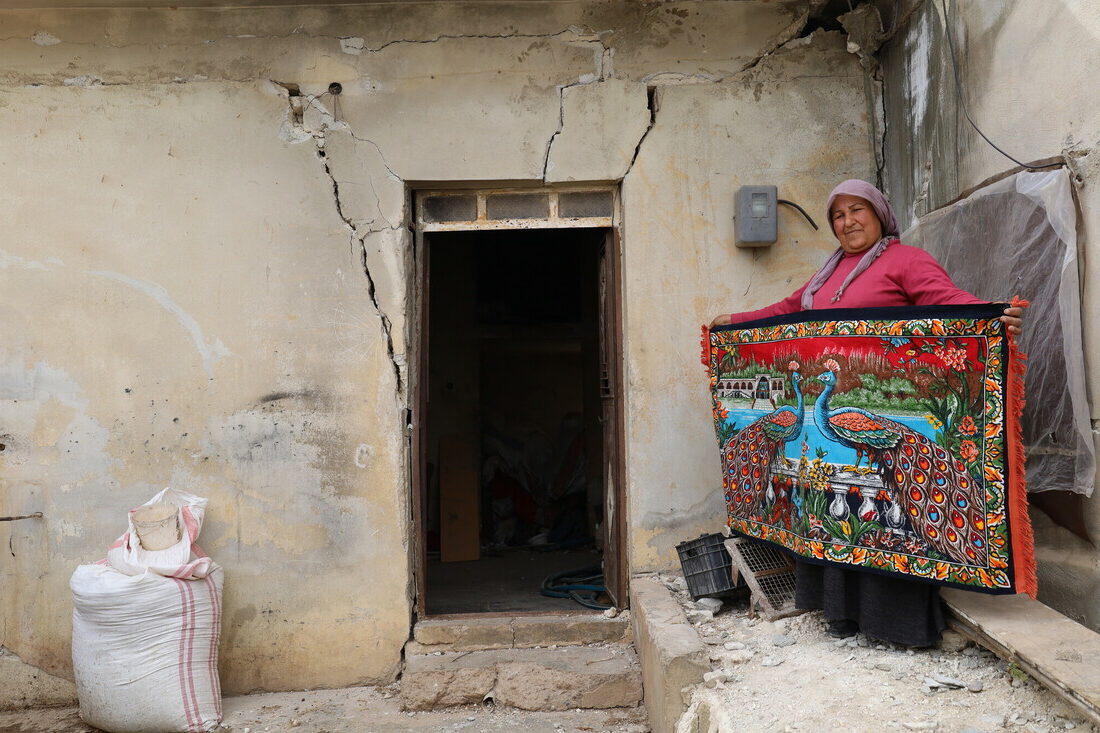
675,533,745,600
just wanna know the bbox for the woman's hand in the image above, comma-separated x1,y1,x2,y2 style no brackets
710,314,732,329
1000,305,1024,336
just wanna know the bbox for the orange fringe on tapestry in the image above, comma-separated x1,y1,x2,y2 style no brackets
1007,296,1037,599
700,324,711,373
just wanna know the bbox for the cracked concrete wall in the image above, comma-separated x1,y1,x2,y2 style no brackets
0,1,874,704
0,80,411,701
623,30,874,571
877,0,1100,629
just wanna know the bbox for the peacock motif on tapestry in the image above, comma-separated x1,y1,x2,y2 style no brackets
812,359,988,566
723,362,805,518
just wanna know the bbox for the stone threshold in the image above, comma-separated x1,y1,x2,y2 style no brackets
411,612,632,653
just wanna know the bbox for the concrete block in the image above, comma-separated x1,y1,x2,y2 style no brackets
494,653,642,711
630,576,711,733
401,646,641,711
399,664,497,710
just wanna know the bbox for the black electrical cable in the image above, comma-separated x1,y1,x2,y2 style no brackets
939,0,1061,171
776,199,819,231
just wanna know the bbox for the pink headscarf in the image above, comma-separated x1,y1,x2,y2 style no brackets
800,180,900,310
825,179,899,237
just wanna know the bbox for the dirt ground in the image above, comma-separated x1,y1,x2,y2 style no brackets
0,684,649,733
657,573,1098,733
4,571,1099,733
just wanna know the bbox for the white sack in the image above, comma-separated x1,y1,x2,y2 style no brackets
71,563,224,733
107,488,214,579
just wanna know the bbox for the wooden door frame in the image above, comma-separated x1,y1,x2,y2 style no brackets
600,226,629,608
410,226,430,618
408,186,627,619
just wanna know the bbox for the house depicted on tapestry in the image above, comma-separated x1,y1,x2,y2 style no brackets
1,0,1097,721
715,375,786,401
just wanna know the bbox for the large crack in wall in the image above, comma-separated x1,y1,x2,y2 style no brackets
543,3,878,183
616,5,891,182
541,36,614,181
275,82,405,399
625,86,659,178
320,149,405,396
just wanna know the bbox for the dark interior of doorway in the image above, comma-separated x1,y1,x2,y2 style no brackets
424,227,608,615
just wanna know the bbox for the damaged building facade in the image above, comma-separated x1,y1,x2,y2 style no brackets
0,0,1097,709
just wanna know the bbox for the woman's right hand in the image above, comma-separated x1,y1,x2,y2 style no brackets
1000,305,1024,336
710,314,732,328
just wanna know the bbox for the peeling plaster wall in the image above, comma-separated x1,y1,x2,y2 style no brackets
0,1,874,704
878,0,1100,628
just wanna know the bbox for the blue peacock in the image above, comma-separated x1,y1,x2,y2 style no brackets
724,361,805,519
812,358,987,565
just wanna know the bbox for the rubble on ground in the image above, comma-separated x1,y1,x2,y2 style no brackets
656,572,1097,733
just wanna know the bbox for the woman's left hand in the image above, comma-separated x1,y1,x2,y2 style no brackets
1000,306,1024,336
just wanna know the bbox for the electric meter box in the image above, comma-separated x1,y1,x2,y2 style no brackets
735,185,778,247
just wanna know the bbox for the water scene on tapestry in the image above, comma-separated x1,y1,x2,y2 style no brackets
704,304,1034,595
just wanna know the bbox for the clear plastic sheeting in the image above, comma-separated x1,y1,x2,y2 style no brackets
902,169,1093,495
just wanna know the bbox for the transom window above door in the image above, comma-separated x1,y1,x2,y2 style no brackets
416,188,616,232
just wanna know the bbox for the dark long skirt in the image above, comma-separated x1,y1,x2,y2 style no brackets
794,560,945,647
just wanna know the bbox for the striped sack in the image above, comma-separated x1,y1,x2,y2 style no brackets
71,563,223,733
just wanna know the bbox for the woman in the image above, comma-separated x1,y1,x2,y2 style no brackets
711,179,1023,646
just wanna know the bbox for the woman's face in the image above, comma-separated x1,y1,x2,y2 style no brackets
830,194,884,254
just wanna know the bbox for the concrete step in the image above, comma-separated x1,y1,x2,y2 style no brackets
630,577,710,733
400,644,643,712
411,613,632,653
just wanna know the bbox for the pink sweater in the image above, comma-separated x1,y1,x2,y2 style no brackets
729,243,983,324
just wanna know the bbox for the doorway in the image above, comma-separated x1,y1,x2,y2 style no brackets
413,210,625,616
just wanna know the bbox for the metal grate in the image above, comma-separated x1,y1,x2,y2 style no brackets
724,537,804,621
485,193,549,220
421,194,477,223
559,191,614,218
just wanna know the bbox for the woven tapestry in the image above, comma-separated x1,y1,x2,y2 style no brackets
703,304,1036,596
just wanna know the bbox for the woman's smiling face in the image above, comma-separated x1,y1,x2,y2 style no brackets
829,194,884,254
